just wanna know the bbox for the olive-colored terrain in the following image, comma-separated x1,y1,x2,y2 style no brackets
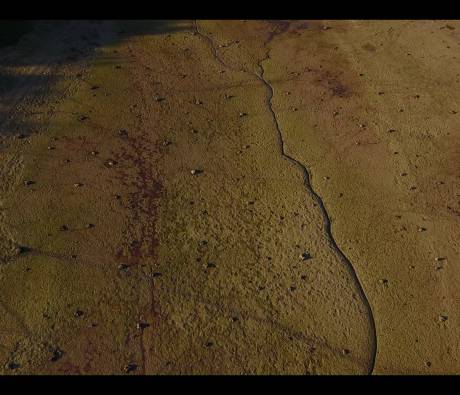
0,20,458,375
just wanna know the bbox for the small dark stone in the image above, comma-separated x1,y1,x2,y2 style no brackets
74,310,84,318
118,129,128,136
24,180,35,186
124,362,138,373
207,262,216,269
152,272,162,277
136,322,150,330
6,362,20,370
17,245,31,254
205,341,213,347
50,348,64,362
300,252,312,261
60,225,69,231
118,263,130,271
78,115,89,122
85,223,95,229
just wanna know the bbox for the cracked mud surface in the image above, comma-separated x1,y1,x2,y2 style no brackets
0,20,459,374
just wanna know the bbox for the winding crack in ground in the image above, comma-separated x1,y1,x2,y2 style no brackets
194,20,378,374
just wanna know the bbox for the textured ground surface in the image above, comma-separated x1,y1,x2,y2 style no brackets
0,20,459,375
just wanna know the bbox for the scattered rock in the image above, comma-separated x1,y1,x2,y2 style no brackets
118,263,129,272
136,322,150,330
105,160,117,167
85,223,95,229
238,112,248,118
379,278,389,285
90,150,99,156
205,341,213,348
74,310,84,318
299,252,312,261
60,225,69,231
190,169,203,176
124,362,137,373
439,315,448,322
162,139,172,146
74,183,83,188
207,262,216,269
78,115,89,122
5,362,20,370
50,348,64,362
17,245,31,255
118,129,128,137
24,180,35,186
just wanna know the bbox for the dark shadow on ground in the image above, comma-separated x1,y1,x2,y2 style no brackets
0,21,35,48
0,20,194,137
